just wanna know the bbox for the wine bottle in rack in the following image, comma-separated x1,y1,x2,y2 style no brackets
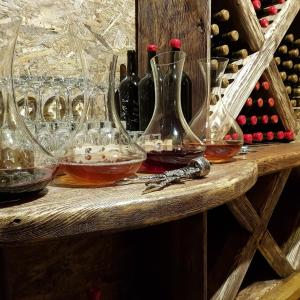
284,130,295,141
115,64,127,118
211,24,220,37
253,131,275,142
237,115,258,127
280,60,294,70
243,133,253,144
256,5,278,18
277,45,288,55
290,99,297,107
170,38,193,122
294,64,300,73
212,9,230,22
294,39,300,49
288,48,299,58
280,71,287,81
119,50,140,131
221,77,230,88
212,45,230,56
231,49,249,59
284,34,295,44
293,87,300,97
211,30,239,47
252,0,262,11
259,18,270,28
226,62,241,73
286,86,292,95
274,56,281,65
286,74,299,84
138,44,158,131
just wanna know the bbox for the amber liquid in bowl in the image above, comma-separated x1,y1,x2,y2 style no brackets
58,159,143,186
204,143,242,163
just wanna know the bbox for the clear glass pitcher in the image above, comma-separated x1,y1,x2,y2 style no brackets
0,17,57,201
139,51,205,173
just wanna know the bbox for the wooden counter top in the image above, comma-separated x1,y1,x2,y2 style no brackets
238,142,300,176
0,159,257,245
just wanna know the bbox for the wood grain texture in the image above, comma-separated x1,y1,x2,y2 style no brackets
0,214,207,300
239,142,300,176
137,0,210,116
260,272,300,300
210,169,291,299
0,160,257,245
259,231,294,278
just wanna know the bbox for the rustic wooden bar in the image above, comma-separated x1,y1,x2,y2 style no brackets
1,142,300,299
0,159,257,300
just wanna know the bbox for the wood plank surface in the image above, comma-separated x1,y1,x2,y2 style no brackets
0,160,257,245
239,142,300,176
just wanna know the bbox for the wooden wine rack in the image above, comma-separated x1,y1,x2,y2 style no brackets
216,0,299,136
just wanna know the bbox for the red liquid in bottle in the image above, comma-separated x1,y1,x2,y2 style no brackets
139,149,204,174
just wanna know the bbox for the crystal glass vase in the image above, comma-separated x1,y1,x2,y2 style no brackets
200,57,244,163
139,51,206,173
0,17,57,201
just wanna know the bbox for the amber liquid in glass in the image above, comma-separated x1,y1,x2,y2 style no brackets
59,159,143,186
0,167,56,201
140,149,203,174
205,143,242,163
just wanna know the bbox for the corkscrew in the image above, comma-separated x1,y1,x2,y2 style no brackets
117,156,211,194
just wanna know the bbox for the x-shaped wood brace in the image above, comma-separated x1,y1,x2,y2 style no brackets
212,169,294,300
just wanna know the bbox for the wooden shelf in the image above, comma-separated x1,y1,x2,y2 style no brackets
0,160,256,245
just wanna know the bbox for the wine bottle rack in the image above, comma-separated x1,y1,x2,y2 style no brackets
210,0,299,145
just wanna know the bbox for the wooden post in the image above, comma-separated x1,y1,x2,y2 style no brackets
136,0,210,117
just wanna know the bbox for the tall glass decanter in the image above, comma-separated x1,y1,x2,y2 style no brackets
57,39,146,186
139,51,206,173
0,17,57,200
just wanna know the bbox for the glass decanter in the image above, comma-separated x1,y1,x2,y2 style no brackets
0,17,57,200
139,51,206,173
200,57,244,163
57,39,146,186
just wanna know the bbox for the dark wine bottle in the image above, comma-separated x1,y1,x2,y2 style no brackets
211,30,239,47
115,64,126,118
256,5,278,18
231,49,248,59
211,24,220,37
119,50,140,131
259,18,270,28
237,115,258,126
212,45,230,56
213,9,230,22
243,133,253,144
138,44,158,131
253,131,275,142
170,38,193,122
252,0,262,11
274,56,281,65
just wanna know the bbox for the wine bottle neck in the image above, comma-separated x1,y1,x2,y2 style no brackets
147,51,157,73
127,51,137,75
